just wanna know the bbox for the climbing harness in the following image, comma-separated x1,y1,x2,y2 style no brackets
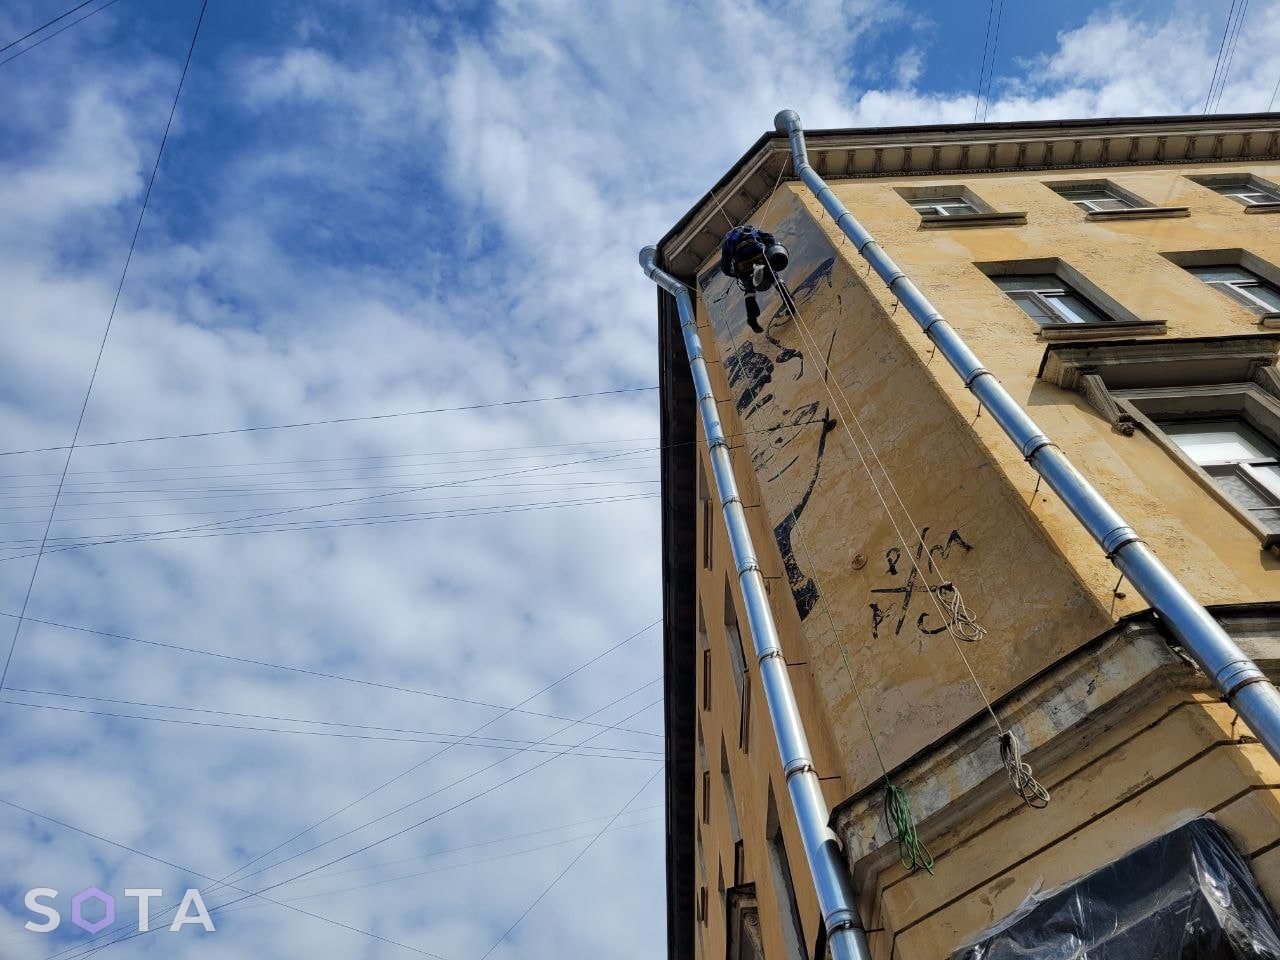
719,225,791,334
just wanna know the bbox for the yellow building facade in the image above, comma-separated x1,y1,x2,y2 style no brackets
655,114,1280,960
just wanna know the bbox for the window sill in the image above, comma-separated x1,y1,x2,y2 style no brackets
1244,203,1280,214
919,211,1027,228
1085,206,1190,221
1036,320,1167,342
1260,313,1280,329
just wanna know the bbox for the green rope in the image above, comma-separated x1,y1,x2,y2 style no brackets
883,782,933,874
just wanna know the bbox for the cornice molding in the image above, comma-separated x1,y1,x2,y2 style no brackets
658,115,1280,278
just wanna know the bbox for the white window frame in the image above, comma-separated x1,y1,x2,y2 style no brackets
1212,181,1280,206
1188,265,1280,314
907,196,978,217
1164,419,1280,524
1114,382,1280,547
995,276,1110,326
1056,186,1136,213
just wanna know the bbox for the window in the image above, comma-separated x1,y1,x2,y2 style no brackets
907,196,978,217
724,582,750,749
696,465,716,570
698,604,711,711
702,769,711,823
1206,177,1280,207
1188,265,1280,313
1160,418,1280,529
720,742,743,877
994,275,1110,326
1055,185,1136,212
765,787,809,960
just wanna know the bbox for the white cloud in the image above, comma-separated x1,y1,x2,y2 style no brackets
0,0,1273,957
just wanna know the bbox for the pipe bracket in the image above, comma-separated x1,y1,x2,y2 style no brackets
826,910,863,933
1021,435,1054,459
1102,526,1143,557
963,366,991,388
1216,659,1269,698
758,648,785,665
737,558,761,576
784,758,816,780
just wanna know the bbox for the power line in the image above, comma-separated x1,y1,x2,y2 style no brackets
0,0,208,693
41,692,663,960
277,804,665,886
0,445,657,565
203,817,663,920
2,687,665,758
973,0,997,121
0,611,665,739
0,492,660,551
1204,0,1239,113
980,0,1005,122
478,767,661,959
1209,0,1248,114
31,620,661,956
0,796,457,960
0,385,658,459
0,0,124,68
0,0,97,54
0,483,660,529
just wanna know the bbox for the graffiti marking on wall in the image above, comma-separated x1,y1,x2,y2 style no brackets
869,527,974,646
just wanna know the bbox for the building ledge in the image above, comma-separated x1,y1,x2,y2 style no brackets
1085,206,1190,221
1036,320,1166,342
1245,202,1280,214
919,210,1027,228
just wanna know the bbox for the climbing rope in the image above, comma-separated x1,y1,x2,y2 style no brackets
705,181,935,871
999,731,1051,808
749,227,1049,811
884,782,934,872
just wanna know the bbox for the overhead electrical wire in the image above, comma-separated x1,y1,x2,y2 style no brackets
973,0,997,121
477,767,662,959
0,796,457,960
0,0,98,55
972,0,1004,122
1204,0,1243,113
1209,0,1249,114
36,639,664,957
0,492,660,552
45,692,663,960
0,812,664,952
226,687,662,893
278,804,664,886
210,817,664,918
980,0,1005,123
0,0,209,694
1,687,664,759
0,446,660,564
0,0,125,68
0,611,665,739
0,385,658,459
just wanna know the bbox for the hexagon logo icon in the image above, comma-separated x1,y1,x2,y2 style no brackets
71,887,115,934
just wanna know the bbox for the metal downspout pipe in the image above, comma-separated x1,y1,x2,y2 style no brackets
640,247,873,960
773,108,1280,765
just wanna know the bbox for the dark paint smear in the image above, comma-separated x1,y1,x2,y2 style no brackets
773,413,838,620
771,256,836,322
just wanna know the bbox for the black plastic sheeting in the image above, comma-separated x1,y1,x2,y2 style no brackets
952,818,1280,960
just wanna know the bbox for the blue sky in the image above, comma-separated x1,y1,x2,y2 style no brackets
0,1,1275,958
